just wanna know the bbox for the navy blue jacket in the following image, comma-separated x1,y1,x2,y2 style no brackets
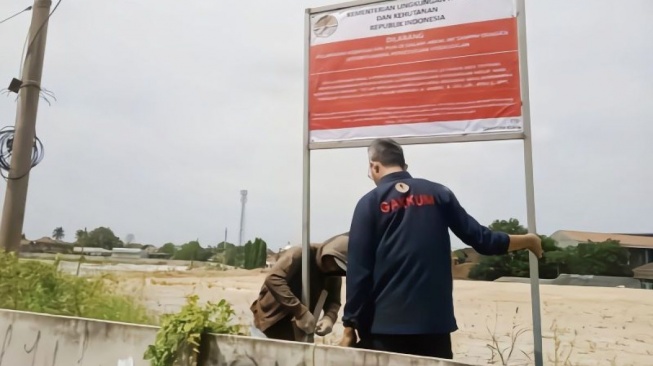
342,171,509,335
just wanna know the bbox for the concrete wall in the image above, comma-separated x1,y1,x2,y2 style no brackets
0,309,473,366
0,310,158,366
201,335,472,366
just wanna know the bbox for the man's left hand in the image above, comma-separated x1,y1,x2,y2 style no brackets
526,233,543,258
315,317,334,336
337,327,357,347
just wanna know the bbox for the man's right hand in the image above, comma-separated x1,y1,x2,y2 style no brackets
293,306,316,334
337,327,357,347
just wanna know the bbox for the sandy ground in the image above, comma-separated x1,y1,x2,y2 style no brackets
112,268,653,366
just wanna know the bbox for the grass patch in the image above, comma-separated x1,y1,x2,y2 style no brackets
0,251,154,325
485,305,531,365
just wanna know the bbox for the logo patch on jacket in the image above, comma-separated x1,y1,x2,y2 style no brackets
395,182,409,193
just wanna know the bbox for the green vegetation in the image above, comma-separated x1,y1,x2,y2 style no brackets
0,251,153,324
52,226,65,240
468,219,633,281
213,241,245,267
75,226,123,250
144,295,243,366
172,240,212,261
243,238,267,269
158,242,177,256
202,238,269,269
546,240,632,277
0,250,244,366
164,238,268,268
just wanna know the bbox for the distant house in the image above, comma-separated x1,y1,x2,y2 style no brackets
111,247,146,259
633,263,653,289
551,230,653,269
452,247,483,264
265,253,279,268
140,244,157,253
73,247,112,256
618,233,653,238
279,244,294,253
142,245,172,259
148,252,173,259
18,238,36,252
450,251,477,279
20,237,73,254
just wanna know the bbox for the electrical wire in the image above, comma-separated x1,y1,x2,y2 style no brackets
0,126,44,180
20,0,63,77
0,6,32,25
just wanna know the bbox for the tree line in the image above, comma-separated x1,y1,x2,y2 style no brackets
159,238,269,269
49,226,270,270
51,217,634,277
454,218,633,281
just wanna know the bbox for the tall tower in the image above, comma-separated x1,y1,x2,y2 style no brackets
238,190,248,245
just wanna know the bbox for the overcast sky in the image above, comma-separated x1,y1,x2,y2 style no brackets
0,0,651,250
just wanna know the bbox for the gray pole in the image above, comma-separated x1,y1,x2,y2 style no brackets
301,8,312,343
0,0,52,252
238,190,247,246
516,1,543,365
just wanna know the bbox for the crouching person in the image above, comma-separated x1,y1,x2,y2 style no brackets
250,233,348,341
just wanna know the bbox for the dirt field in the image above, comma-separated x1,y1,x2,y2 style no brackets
115,268,653,366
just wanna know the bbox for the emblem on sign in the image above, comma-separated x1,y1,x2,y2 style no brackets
313,15,339,38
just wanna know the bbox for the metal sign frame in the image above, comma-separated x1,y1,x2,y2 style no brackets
302,1,542,364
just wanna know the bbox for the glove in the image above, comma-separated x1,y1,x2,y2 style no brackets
315,316,334,336
293,306,316,334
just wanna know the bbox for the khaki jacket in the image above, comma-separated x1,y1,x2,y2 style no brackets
250,233,348,332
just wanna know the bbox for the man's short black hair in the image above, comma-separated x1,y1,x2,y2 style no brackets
368,138,406,168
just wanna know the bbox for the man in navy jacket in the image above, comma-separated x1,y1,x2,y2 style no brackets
339,138,543,359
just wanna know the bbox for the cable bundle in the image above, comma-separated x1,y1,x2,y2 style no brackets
0,126,44,180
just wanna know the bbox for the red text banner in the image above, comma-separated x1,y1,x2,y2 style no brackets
308,0,522,143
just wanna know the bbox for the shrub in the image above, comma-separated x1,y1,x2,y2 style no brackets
144,294,243,366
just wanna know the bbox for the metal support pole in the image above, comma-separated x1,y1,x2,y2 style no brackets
0,0,52,252
239,190,247,246
301,8,313,344
516,1,543,365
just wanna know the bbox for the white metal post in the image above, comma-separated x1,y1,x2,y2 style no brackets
516,0,544,365
301,8,313,343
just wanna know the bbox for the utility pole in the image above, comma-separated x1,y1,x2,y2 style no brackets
238,190,247,245
0,0,52,252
